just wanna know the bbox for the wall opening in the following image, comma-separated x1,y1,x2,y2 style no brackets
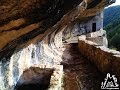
92,23,96,32
15,67,54,90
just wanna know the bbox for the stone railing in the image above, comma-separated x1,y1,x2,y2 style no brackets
78,35,120,80
86,29,108,47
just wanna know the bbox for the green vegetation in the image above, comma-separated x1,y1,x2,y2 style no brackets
104,5,120,51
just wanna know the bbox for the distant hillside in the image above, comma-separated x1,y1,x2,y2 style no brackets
104,5,120,51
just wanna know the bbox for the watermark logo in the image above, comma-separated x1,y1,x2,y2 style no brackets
101,73,119,89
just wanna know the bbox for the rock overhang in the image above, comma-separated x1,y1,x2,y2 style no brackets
0,0,117,90
0,0,116,60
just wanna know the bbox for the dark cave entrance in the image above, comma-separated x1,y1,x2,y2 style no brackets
92,23,96,32
15,67,54,90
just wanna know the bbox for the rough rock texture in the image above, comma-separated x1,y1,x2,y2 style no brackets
78,36,120,82
0,0,112,59
15,67,54,90
62,44,104,90
0,0,116,90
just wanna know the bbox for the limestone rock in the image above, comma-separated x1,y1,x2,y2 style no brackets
0,0,115,90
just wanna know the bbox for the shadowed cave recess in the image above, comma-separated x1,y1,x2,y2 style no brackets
0,0,118,90
15,67,54,90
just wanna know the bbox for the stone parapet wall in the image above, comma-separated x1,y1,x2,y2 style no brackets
78,36,120,80
86,37,107,46
86,29,106,38
86,29,108,47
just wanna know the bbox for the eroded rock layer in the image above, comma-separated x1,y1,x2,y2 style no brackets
0,0,115,90
0,0,111,59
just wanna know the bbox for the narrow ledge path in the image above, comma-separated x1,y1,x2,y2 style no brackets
62,44,104,90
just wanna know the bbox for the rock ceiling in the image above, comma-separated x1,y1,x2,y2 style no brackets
0,0,113,60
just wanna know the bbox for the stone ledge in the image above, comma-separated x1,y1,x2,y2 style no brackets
78,36,120,81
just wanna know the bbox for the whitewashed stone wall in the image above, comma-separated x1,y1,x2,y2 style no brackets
85,11,103,33
86,29,108,47
62,11,104,43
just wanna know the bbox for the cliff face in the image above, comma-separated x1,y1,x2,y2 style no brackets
0,0,112,59
0,0,115,90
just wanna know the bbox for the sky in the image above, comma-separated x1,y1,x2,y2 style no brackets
109,0,120,7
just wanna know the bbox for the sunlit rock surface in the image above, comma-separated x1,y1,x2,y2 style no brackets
0,0,116,90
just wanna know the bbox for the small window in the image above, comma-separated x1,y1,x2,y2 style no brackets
92,23,96,32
